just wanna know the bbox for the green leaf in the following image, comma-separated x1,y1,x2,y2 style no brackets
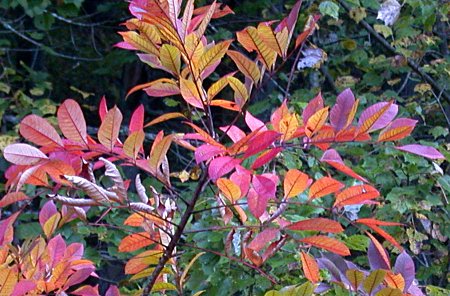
374,24,393,38
345,234,370,251
319,1,340,19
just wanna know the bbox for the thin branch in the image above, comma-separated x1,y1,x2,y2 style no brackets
0,19,102,62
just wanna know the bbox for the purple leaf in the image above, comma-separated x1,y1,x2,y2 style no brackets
39,200,58,228
47,234,67,268
330,88,356,132
395,144,445,159
368,240,390,270
358,102,398,132
394,251,416,291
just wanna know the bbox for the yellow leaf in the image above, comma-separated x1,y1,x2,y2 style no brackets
98,106,123,151
227,77,248,107
197,40,232,77
227,50,261,84
237,27,277,70
43,212,61,238
160,44,181,75
364,270,387,294
123,131,145,160
346,269,364,291
305,107,329,138
180,78,204,109
217,178,241,202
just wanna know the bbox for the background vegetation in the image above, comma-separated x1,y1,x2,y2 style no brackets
0,0,448,295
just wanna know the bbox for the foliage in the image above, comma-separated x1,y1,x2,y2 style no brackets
0,0,449,295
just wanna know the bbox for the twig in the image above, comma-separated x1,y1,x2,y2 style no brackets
337,0,450,104
142,171,210,295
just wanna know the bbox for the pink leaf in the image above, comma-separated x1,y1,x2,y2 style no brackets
47,234,67,267
129,104,145,133
208,156,240,181
3,143,48,165
248,188,268,218
220,125,246,143
245,111,267,132
0,212,20,245
230,167,251,198
395,144,444,159
195,144,225,164
105,285,121,296
330,88,356,132
252,175,277,200
39,200,58,227
64,267,96,289
72,285,100,296
99,96,108,121
302,92,324,125
243,130,280,159
11,280,36,296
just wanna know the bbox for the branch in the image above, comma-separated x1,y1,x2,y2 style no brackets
0,19,102,62
337,0,450,104
142,171,210,295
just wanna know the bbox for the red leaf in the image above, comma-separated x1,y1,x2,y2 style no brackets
251,147,283,169
129,104,144,133
57,99,88,145
98,106,123,151
247,228,279,252
334,184,380,208
243,130,280,159
395,144,444,159
20,114,63,147
0,192,29,208
287,218,344,233
308,177,344,200
208,156,240,181
3,143,48,165
356,218,403,227
300,251,320,283
320,149,368,182
230,167,251,198
248,188,268,219
300,235,350,256
330,88,357,132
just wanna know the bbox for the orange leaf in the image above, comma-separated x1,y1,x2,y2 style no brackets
180,78,204,109
144,112,186,127
321,149,368,182
0,192,29,208
279,113,299,141
217,178,241,202
356,218,403,227
305,107,329,138
364,224,403,251
237,27,277,70
384,271,405,291
284,169,310,198
20,114,63,147
308,177,344,200
287,218,344,233
98,106,123,151
149,135,173,172
334,185,380,208
300,235,350,256
124,212,165,227
210,99,240,111
57,99,87,145
227,50,261,83
377,118,417,142
118,232,158,253
300,251,320,283
125,249,164,274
